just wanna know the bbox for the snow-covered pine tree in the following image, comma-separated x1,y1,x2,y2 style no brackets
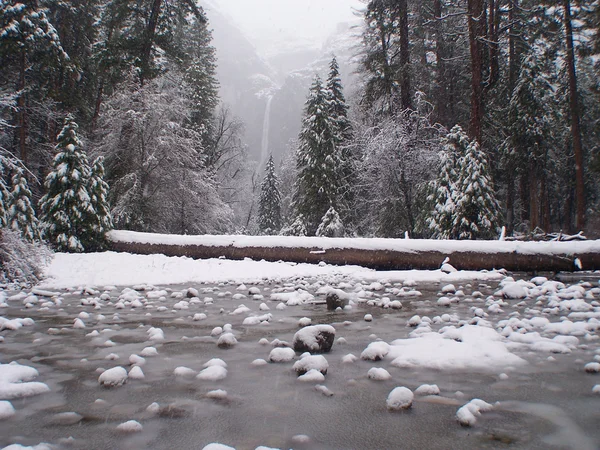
316,206,344,237
326,56,352,142
280,214,307,237
0,154,14,227
452,139,500,240
7,166,40,242
326,55,355,228
258,154,282,235
39,115,95,252
292,76,346,235
86,156,113,251
427,125,467,239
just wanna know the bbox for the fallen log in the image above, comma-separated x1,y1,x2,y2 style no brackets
108,231,600,272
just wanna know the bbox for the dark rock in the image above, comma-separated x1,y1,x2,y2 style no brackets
326,292,347,311
292,325,335,353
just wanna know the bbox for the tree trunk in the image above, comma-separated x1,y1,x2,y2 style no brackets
506,176,515,234
519,174,529,224
529,166,539,231
487,0,500,88
433,0,447,124
563,0,586,231
139,0,163,86
467,0,485,143
399,0,412,111
17,48,28,166
508,0,518,92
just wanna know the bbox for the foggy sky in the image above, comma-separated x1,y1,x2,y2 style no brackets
207,0,364,56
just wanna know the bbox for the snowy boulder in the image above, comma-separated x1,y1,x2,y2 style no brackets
386,387,414,410
367,367,391,381
360,341,391,361
584,362,600,373
415,384,440,396
128,366,145,380
293,355,329,375
269,347,295,363
297,369,325,383
292,325,335,354
98,366,128,387
116,420,143,432
217,333,237,349
326,291,348,311
196,365,227,381
456,399,493,426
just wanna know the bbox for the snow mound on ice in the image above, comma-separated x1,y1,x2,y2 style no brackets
98,366,128,387
0,362,50,399
456,398,493,426
386,387,413,410
389,325,526,371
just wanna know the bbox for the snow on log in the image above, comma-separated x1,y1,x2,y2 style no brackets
108,230,600,271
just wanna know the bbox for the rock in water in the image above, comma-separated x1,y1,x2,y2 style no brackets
326,292,347,311
386,387,414,410
292,325,335,353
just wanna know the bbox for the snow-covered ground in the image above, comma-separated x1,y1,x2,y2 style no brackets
1,251,599,449
40,251,506,289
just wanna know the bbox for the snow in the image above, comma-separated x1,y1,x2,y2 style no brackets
0,363,50,400
386,387,414,410
202,444,235,450
293,355,329,375
456,399,494,426
388,325,527,371
298,369,325,382
415,384,440,396
0,400,16,419
116,420,143,432
39,250,512,290
197,365,228,381
367,367,391,381
98,366,128,387
269,347,295,363
108,230,600,257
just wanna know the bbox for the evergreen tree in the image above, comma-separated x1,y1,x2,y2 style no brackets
86,156,113,250
39,116,94,252
292,76,346,235
316,206,344,237
326,56,352,142
0,155,14,228
326,56,355,228
258,154,282,235
427,125,466,239
280,214,307,237
452,139,500,239
7,166,40,242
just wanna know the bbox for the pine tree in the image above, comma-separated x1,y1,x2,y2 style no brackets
452,139,500,240
326,56,355,228
326,56,352,142
258,154,282,235
316,206,344,237
86,156,113,251
427,125,466,239
281,214,307,237
7,166,40,242
0,154,16,228
292,76,346,235
39,115,94,252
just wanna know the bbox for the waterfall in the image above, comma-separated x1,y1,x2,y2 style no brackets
259,95,273,171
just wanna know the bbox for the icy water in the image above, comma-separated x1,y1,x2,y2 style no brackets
1,274,600,450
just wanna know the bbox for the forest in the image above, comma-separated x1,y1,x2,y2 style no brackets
0,0,599,272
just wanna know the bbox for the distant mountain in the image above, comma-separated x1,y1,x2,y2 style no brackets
202,1,361,169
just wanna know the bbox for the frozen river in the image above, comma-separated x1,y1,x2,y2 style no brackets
1,272,599,450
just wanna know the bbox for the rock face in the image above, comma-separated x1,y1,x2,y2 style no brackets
292,325,335,354
326,292,347,311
